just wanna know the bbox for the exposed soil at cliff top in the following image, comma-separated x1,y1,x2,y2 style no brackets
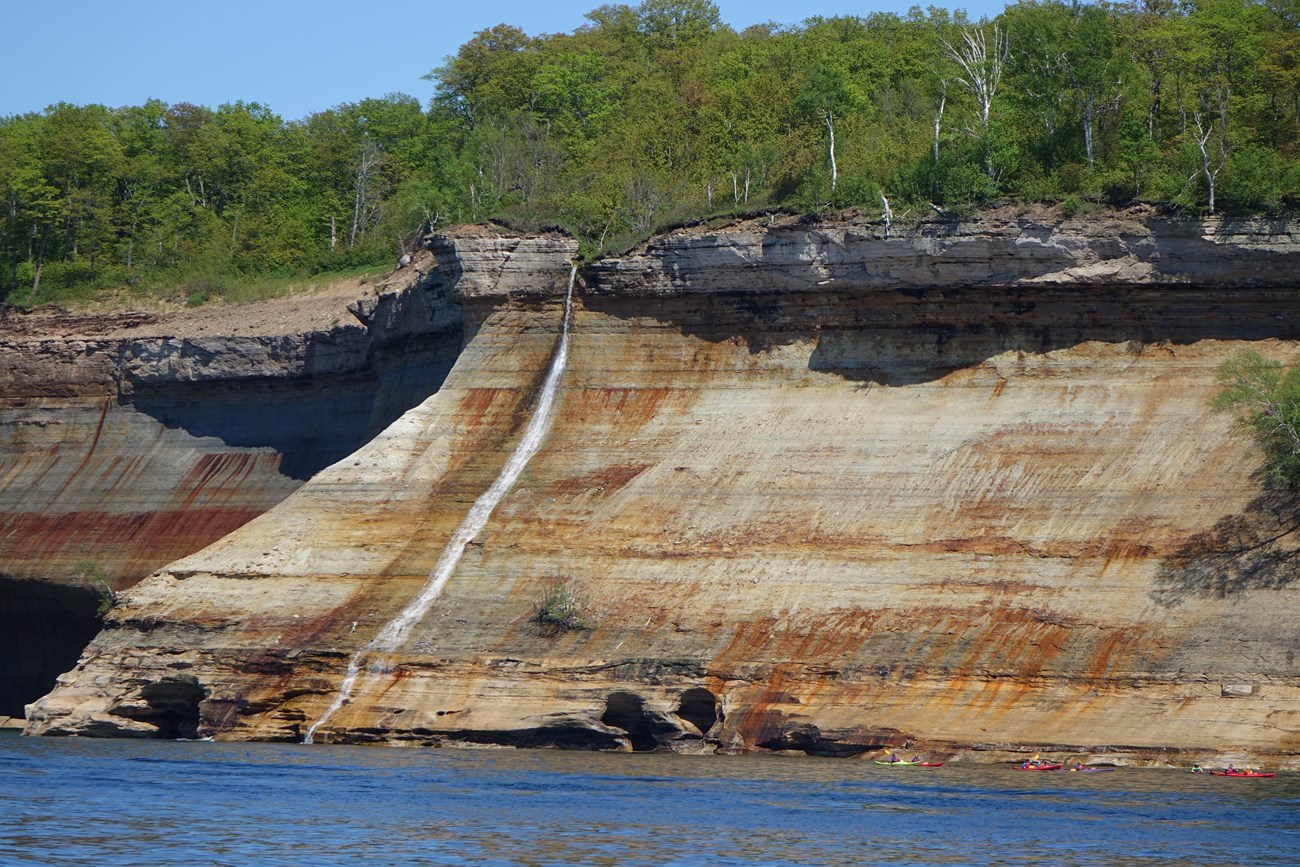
0,248,433,342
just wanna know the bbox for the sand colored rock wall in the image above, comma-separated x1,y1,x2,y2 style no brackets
0,263,462,715
24,212,1300,765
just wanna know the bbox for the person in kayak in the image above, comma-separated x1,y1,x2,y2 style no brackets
1191,763,1205,773
910,755,921,763
889,752,901,763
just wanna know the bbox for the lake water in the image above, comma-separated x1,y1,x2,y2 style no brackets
2,733,1296,866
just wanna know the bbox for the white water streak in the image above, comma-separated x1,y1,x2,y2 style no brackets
304,266,577,744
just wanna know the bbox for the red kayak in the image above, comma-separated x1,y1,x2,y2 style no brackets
1014,763,1063,771
916,762,944,767
1211,771,1276,778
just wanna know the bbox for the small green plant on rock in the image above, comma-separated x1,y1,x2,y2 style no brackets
530,578,594,636
1211,350,1300,486
72,560,118,617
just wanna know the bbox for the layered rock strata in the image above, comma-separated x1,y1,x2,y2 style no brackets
0,259,463,716
24,211,1300,766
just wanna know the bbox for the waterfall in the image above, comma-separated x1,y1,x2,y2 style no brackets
304,265,578,745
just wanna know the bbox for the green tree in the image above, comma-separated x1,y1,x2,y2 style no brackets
1178,0,1266,211
1068,4,1124,168
38,103,123,283
0,115,62,297
797,62,863,196
112,99,173,272
426,24,536,129
1005,1,1073,171
637,0,721,48
1123,0,1180,144
700,30,784,206
1212,351,1300,485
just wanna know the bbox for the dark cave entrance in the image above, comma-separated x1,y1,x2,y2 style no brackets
676,687,719,734
0,576,103,719
116,678,206,739
600,691,660,751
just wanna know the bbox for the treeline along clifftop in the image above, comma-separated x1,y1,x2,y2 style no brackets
2,0,1299,304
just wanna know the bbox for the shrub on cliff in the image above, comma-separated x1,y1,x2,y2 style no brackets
72,560,117,618
1212,351,1300,486
529,579,594,636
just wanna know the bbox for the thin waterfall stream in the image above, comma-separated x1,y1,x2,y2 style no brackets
304,265,578,744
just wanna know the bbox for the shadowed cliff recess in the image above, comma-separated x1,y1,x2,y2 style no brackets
17,211,1300,768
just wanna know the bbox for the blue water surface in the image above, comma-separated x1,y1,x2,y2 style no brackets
2,733,1296,866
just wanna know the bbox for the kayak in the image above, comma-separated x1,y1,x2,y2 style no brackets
873,760,944,767
1014,763,1063,771
1069,767,1115,773
916,762,945,767
1211,771,1276,778
874,760,920,766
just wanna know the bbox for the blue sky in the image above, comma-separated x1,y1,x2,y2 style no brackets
2,0,1008,122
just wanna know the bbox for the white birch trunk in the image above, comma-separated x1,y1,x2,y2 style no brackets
824,109,837,192
1193,112,1222,215
933,84,947,164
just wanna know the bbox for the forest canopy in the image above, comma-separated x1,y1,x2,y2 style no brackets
2,0,1299,305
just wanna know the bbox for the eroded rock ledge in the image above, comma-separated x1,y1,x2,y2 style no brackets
21,209,1300,767
577,208,1300,297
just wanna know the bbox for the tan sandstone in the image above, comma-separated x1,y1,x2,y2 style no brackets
22,209,1300,767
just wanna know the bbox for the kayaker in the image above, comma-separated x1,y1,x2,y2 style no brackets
910,755,921,763
1226,763,1237,773
889,752,900,763
1191,763,1204,773
1074,761,1084,771
1030,753,1042,767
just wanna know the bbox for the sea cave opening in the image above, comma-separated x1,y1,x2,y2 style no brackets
600,691,659,751
676,687,719,735
0,576,103,720
117,678,207,739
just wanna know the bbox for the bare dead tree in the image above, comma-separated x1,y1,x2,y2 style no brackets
942,25,1010,178
350,138,384,248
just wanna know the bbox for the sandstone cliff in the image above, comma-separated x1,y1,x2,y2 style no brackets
21,209,1300,766
0,257,461,717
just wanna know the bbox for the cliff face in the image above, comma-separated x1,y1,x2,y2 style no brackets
0,260,462,717
22,210,1300,765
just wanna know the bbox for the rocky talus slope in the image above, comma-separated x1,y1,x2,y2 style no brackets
22,210,1300,766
